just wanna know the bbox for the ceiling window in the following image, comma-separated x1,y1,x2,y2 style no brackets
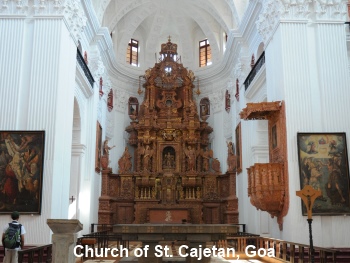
126,39,139,66
199,39,211,67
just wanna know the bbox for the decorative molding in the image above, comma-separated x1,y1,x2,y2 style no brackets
256,0,283,45
0,0,87,43
0,0,29,15
257,0,348,45
114,88,129,113
63,0,87,44
89,48,105,81
223,110,233,138
71,144,86,154
314,0,348,21
75,64,94,99
209,90,224,113
105,101,114,139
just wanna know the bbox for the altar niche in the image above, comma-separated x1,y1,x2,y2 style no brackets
162,146,176,170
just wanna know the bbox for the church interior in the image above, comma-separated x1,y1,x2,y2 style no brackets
1,0,350,259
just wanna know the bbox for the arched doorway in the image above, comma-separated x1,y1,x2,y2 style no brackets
69,99,84,219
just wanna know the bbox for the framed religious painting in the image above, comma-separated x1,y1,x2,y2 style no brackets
297,132,350,215
95,122,102,172
235,123,242,173
0,131,45,214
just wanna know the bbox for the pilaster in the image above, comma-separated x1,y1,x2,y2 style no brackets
255,0,350,242
0,0,87,220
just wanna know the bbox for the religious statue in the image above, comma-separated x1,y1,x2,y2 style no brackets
184,146,197,171
163,152,175,169
201,147,213,172
139,144,154,171
103,139,115,156
227,141,237,172
211,158,221,173
118,147,132,173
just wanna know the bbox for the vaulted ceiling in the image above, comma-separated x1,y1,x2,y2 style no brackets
91,0,248,70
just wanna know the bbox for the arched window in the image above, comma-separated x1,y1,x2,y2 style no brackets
126,39,139,66
199,39,212,67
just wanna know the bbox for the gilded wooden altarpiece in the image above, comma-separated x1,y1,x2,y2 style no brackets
98,38,239,225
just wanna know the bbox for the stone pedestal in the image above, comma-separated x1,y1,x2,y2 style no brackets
47,219,83,263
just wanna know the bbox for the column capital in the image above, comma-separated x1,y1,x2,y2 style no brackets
0,0,87,44
256,0,348,45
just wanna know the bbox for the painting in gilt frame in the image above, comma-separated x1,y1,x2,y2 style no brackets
235,123,242,173
0,131,45,214
95,122,102,172
297,133,350,215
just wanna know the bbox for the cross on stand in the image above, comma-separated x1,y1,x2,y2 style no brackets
296,185,321,263
69,196,76,203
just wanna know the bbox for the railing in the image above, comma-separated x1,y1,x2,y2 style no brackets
227,235,337,263
76,48,95,88
84,224,339,262
91,223,113,233
18,244,52,263
78,226,129,250
244,51,265,91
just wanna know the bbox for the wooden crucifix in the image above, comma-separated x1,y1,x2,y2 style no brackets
296,185,322,263
296,185,321,219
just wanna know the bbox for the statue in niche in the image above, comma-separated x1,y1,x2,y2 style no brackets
118,147,132,173
200,97,210,121
139,144,154,171
128,97,139,121
201,147,213,172
163,152,175,169
176,178,183,200
196,187,201,199
227,141,237,172
184,146,198,171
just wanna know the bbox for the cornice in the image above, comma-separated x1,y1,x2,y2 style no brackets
245,64,266,100
75,64,94,99
0,0,87,45
256,0,348,46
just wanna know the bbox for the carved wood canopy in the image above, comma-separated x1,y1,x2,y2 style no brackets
240,101,281,120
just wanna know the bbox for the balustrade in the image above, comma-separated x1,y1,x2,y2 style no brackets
244,51,265,90
76,48,94,88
